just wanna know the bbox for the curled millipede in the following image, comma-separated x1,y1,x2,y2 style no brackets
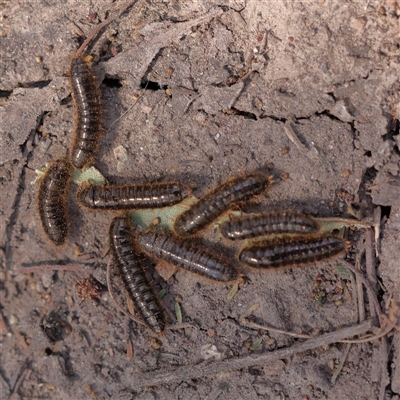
220,211,320,240
77,182,190,210
239,235,347,269
38,159,71,246
137,230,239,282
109,217,166,334
173,173,271,237
69,1,135,169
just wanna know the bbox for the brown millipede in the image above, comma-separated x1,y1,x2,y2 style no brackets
77,182,190,210
69,1,135,169
38,159,72,246
173,173,272,237
136,230,239,282
220,211,320,240
239,235,347,269
109,216,166,334
69,56,104,169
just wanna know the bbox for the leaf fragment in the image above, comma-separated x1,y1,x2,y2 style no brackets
334,264,352,281
157,288,166,300
242,302,260,319
175,302,182,324
250,336,263,351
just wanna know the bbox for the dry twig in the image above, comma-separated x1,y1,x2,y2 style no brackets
127,319,373,389
342,261,383,325
284,120,319,160
16,264,87,274
8,359,31,400
365,229,378,318
353,234,366,323
74,0,137,57
241,320,312,339
363,226,389,400
331,343,351,385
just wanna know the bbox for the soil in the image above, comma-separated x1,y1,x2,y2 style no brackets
1,1,400,399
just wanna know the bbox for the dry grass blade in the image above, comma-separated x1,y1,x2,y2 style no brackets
331,343,351,385
241,303,260,320
227,282,239,300
342,261,383,325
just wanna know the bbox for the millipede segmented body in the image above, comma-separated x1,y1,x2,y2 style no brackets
77,182,190,210
239,235,347,268
38,159,71,246
69,1,136,168
220,211,320,240
137,230,239,282
70,56,104,169
109,217,166,334
173,173,271,237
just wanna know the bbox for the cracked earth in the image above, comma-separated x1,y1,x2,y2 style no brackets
1,1,400,399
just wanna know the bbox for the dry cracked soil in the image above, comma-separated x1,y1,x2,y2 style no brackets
1,1,400,399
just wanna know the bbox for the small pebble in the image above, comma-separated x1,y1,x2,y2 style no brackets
342,169,351,178
350,17,367,31
41,273,53,289
113,145,128,162
141,105,152,114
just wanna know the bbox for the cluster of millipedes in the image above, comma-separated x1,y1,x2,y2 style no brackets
36,3,348,334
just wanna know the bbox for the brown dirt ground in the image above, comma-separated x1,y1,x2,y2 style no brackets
1,1,400,399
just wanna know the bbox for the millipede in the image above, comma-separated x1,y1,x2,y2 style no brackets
173,173,272,237
239,235,348,269
38,158,72,246
77,182,190,210
136,230,239,282
69,1,135,169
69,55,104,169
109,216,166,334
220,211,320,240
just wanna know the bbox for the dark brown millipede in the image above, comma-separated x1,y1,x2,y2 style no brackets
220,211,320,240
77,182,190,210
38,159,72,246
136,230,239,282
69,1,135,168
173,173,272,237
109,216,166,334
239,235,347,269
69,56,104,169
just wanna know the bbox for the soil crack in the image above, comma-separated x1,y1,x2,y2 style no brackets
3,115,41,273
